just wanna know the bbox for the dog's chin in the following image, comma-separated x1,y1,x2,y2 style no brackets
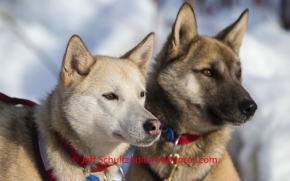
133,135,161,147
113,133,160,147
207,109,250,127
132,141,155,147
206,109,225,126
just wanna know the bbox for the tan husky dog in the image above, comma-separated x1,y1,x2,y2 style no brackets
127,3,257,181
0,33,162,181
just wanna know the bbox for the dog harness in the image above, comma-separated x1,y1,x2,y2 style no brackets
33,125,114,181
0,92,36,107
0,93,114,181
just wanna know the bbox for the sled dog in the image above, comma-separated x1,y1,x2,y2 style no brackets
126,3,257,181
0,33,162,181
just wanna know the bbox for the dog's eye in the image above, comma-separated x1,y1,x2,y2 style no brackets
140,91,146,98
103,93,118,100
202,69,213,77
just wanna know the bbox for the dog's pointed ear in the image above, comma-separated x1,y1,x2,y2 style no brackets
122,33,155,76
60,35,95,86
169,3,197,58
216,9,249,54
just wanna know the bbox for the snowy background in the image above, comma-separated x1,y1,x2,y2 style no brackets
0,0,289,181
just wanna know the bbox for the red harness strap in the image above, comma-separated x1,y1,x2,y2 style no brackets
0,92,37,107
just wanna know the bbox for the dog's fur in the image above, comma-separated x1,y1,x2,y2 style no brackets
126,3,257,181
0,33,160,181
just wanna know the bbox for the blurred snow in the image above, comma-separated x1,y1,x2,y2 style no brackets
0,0,289,181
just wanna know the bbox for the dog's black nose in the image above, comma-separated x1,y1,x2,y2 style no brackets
239,100,257,117
143,119,162,136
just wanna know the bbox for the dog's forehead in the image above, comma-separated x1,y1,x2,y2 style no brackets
87,56,145,89
188,37,240,70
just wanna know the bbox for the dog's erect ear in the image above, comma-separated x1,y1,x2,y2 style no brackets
216,9,249,55
169,3,197,58
122,33,155,76
61,35,95,86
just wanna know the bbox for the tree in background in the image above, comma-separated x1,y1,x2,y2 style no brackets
281,0,290,29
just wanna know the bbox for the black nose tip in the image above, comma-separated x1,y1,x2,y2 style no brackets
239,100,257,117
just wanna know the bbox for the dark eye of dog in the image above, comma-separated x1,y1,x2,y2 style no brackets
140,91,146,97
202,69,213,77
103,93,118,100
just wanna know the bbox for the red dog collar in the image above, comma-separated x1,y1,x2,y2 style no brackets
151,111,201,145
162,126,201,145
59,135,113,172
171,132,201,145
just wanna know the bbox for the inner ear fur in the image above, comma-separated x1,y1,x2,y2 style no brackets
215,9,249,55
122,33,155,77
169,3,198,58
61,35,95,87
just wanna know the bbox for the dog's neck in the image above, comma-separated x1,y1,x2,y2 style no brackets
143,78,233,181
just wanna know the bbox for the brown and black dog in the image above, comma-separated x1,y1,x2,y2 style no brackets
127,3,257,181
